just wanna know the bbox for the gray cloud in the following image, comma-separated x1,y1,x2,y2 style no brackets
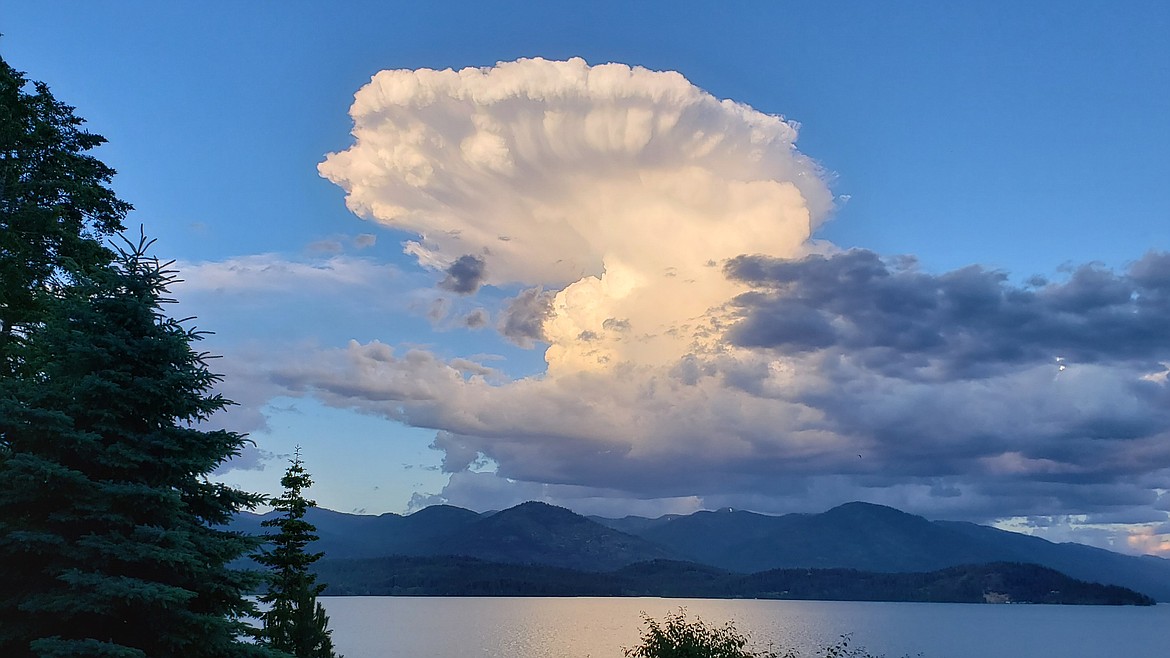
427,297,451,323
439,254,487,294
307,239,344,254
498,287,556,348
602,318,631,332
431,431,483,473
726,249,1170,380
462,308,489,329
213,443,275,474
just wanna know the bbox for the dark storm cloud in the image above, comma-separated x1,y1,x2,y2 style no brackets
438,254,487,294
498,287,556,347
725,250,1170,380
700,249,1170,526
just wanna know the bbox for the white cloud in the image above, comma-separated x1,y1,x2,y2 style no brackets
320,57,834,373
176,254,398,294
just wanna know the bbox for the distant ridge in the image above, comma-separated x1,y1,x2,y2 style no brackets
620,501,998,573
233,500,1170,601
313,556,1154,605
235,500,672,570
430,501,675,570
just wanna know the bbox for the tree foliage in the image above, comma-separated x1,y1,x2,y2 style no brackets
0,54,129,366
0,54,279,658
254,449,340,658
0,234,278,657
624,609,778,658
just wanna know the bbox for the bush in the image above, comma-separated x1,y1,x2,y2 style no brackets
623,608,776,658
623,609,908,658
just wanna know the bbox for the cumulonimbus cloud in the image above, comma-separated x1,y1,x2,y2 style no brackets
295,58,1170,548
320,57,833,373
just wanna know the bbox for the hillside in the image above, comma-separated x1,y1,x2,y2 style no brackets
234,500,1170,600
618,502,990,573
598,501,1170,600
234,500,673,570
313,556,1154,605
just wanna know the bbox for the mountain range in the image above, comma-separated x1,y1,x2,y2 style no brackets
231,500,1170,601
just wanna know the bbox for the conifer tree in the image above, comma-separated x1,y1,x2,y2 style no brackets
254,449,341,658
0,55,281,656
0,235,281,657
0,54,129,369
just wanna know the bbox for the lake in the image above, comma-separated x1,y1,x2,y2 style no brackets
319,596,1169,657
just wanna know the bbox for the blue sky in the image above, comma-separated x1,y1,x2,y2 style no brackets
6,2,1170,554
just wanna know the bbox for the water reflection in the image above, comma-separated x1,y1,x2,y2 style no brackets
321,596,1169,658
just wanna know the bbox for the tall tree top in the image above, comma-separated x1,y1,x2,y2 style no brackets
255,448,341,658
0,54,131,361
270,447,317,519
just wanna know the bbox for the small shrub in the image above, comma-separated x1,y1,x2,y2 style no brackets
623,609,913,658
820,634,893,658
623,608,777,658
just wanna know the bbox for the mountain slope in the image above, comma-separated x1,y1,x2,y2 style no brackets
617,502,1170,600
234,501,672,570
630,502,990,573
231,505,482,559
936,520,1170,601
234,500,1170,600
312,556,1155,605
438,501,677,570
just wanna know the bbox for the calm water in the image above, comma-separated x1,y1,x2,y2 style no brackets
320,596,1169,658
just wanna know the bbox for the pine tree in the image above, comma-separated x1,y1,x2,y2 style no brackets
0,54,129,368
0,234,282,657
0,52,280,657
254,449,341,658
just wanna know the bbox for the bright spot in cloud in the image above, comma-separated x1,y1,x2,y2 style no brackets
1126,526,1170,557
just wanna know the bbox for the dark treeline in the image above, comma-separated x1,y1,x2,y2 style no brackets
314,556,1155,606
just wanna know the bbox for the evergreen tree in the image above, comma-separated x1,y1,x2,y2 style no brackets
0,234,281,657
254,449,341,658
0,54,129,368
0,52,279,657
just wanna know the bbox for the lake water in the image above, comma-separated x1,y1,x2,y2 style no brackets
319,596,1169,658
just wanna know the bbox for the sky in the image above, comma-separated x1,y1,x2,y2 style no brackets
5,2,1170,555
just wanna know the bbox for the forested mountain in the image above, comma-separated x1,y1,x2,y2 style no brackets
313,556,1155,605
234,500,1170,600
237,501,673,570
